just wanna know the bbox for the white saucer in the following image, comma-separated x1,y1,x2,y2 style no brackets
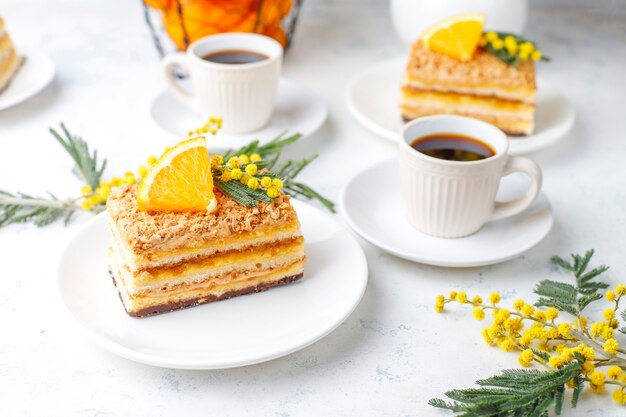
340,159,553,267
0,50,55,111
150,78,328,150
346,57,575,155
57,200,367,369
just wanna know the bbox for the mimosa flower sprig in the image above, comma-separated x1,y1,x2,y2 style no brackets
0,122,334,229
431,250,626,416
480,31,550,67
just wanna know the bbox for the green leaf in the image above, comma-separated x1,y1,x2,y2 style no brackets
430,362,582,417
534,250,609,316
49,123,107,189
0,190,79,229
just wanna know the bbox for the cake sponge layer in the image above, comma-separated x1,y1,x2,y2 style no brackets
110,260,305,317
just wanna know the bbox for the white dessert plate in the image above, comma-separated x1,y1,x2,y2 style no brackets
57,200,367,369
346,57,575,155
150,78,328,150
340,159,554,267
0,50,55,111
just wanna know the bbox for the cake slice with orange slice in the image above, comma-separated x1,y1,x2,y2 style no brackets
106,137,305,317
400,14,538,136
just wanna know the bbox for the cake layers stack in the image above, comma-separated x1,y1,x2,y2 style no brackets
107,184,306,317
400,43,537,136
0,18,23,92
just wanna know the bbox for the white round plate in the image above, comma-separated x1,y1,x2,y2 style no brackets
150,78,328,150
57,200,367,369
0,50,55,111
340,159,554,267
346,57,575,155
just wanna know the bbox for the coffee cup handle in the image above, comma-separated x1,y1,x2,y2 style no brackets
161,53,197,112
490,156,543,221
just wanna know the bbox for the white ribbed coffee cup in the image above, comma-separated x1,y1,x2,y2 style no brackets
162,33,282,134
399,115,542,238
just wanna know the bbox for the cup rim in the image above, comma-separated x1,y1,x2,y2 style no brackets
399,115,508,166
186,32,283,70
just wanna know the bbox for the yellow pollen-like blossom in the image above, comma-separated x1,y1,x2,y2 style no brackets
267,187,279,199
238,154,250,164
533,310,546,321
449,291,458,299
513,299,525,310
606,290,616,302
557,323,572,337
228,157,241,169
492,39,504,50
486,293,499,305
602,326,615,340
604,338,619,355
245,164,258,175
250,153,262,163
591,370,606,386
260,177,272,188
498,338,515,352
518,349,534,367
473,308,486,321
81,185,93,196
612,388,626,405
485,32,498,42
456,292,468,304
545,308,559,321
607,366,623,380
531,50,542,61
472,295,483,304
581,360,595,375
549,355,564,368
604,308,616,321
230,168,243,180
521,304,535,317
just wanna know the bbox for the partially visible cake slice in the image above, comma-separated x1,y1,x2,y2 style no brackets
400,43,536,136
107,184,306,317
0,18,24,92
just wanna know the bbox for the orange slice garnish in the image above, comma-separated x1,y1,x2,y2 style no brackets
137,137,217,213
421,14,485,61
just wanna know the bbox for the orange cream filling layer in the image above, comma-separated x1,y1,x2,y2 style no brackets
403,74,536,103
109,236,306,293
400,88,534,118
111,220,302,271
111,259,305,313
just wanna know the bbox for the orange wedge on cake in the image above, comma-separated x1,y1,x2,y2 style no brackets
420,13,485,62
137,136,217,213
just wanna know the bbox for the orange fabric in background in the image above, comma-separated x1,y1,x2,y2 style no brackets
145,0,292,49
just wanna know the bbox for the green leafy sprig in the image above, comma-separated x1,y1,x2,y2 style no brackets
0,190,83,228
482,32,550,68
430,361,584,417
430,250,620,417
217,132,335,213
536,250,610,316
49,123,107,189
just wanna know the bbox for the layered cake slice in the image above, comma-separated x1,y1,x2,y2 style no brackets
0,17,24,92
399,15,546,136
400,44,536,135
106,137,305,317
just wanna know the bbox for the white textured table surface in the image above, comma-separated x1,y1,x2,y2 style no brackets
1,1,626,416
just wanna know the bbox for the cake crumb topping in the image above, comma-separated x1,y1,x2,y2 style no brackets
107,185,299,253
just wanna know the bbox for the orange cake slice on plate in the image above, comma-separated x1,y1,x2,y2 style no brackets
107,185,305,317
400,15,541,136
106,137,305,317
0,17,24,92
